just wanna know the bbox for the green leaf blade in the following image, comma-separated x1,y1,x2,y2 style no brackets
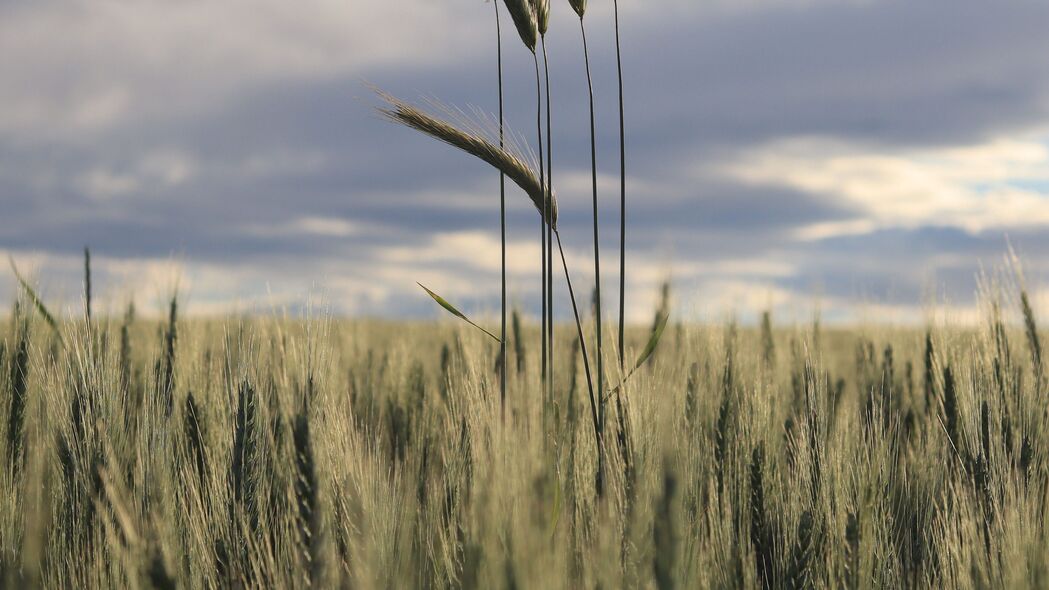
418,282,500,343
633,310,670,372
8,255,61,337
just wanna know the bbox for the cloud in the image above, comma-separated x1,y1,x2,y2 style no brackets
720,135,1049,236
2,0,1049,324
0,0,489,140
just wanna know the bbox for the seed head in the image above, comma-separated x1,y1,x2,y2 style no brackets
377,90,558,229
504,0,538,52
568,0,586,18
532,0,550,36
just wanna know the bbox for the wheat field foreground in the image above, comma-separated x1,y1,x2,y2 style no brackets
0,294,1046,590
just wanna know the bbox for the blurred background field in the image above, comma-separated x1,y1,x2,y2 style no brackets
0,280,1045,588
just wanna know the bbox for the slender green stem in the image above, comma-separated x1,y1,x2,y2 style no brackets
495,0,507,422
542,36,554,406
580,19,604,426
554,230,601,459
580,17,605,497
541,215,548,389
612,0,634,489
614,0,626,373
535,53,547,395
84,246,92,322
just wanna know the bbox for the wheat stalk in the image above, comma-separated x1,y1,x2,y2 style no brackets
527,12,549,405
83,247,92,322
553,231,600,482
1010,248,1043,383
750,442,773,587
525,0,556,419
505,0,551,408
230,378,259,563
494,0,508,422
573,3,606,498
8,256,61,341
538,0,555,416
534,0,549,35
613,0,627,380
513,307,526,375
653,458,678,590
7,308,29,475
503,0,538,52
293,408,321,585
184,393,208,503
377,91,557,230
160,294,177,418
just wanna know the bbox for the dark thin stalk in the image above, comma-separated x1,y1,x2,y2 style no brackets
184,393,207,488
7,315,29,475
614,0,635,489
614,0,626,372
84,246,92,322
542,36,554,407
580,17,605,459
555,230,601,493
495,0,507,422
161,295,177,418
542,220,548,389
536,53,548,397
294,410,321,583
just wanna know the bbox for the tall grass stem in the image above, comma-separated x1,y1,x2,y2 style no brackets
84,247,92,322
614,0,626,374
543,36,554,409
535,54,548,394
554,230,603,496
496,0,508,423
579,17,605,481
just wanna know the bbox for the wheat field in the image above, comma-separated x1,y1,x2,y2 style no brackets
0,281,1046,589
1,2,1047,588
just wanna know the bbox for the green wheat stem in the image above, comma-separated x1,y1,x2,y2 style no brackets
534,52,548,394
543,36,554,407
554,230,600,455
610,0,635,498
84,246,92,322
579,16,605,495
614,0,626,373
8,256,62,342
495,0,508,422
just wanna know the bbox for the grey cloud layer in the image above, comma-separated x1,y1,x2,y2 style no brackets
1,0,1048,320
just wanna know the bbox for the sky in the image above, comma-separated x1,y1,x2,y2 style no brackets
2,0,1049,325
